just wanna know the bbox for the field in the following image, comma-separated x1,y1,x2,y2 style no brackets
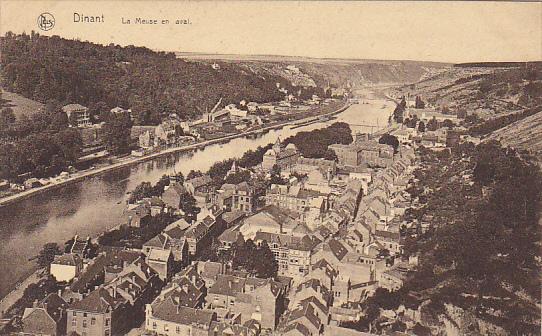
1,90,43,118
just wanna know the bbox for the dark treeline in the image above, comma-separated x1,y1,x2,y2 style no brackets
0,101,82,180
283,121,352,160
1,32,291,125
469,106,541,137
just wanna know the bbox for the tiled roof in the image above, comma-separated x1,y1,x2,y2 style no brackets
23,293,68,325
148,248,171,262
374,230,401,241
185,175,212,189
210,321,258,336
222,210,245,224
70,250,141,293
282,322,311,336
283,299,323,332
218,229,242,243
52,253,80,266
200,261,223,280
144,234,168,249
177,265,206,289
152,297,214,327
295,279,332,305
164,280,203,308
208,275,246,297
69,288,123,313
328,239,348,261
166,183,187,196
185,222,208,239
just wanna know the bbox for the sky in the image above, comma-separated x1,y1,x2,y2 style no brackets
1,1,541,63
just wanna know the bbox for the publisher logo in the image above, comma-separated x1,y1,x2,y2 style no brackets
37,13,55,31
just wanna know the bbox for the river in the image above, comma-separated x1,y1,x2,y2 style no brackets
0,89,393,299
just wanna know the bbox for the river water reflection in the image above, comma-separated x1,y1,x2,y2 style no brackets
0,92,393,298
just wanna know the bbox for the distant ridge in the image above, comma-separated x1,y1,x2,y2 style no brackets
174,51,451,67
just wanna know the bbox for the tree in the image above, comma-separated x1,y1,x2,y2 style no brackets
418,121,426,133
427,117,439,131
399,96,406,108
129,181,153,203
37,243,61,268
378,134,399,153
441,119,455,129
102,111,133,155
179,192,199,222
415,96,425,109
270,165,287,185
224,170,251,184
153,175,170,196
187,170,203,180
253,241,278,278
231,239,278,278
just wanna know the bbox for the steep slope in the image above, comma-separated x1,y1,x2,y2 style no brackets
487,111,542,156
390,63,542,119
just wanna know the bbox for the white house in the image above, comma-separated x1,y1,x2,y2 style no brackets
50,254,83,282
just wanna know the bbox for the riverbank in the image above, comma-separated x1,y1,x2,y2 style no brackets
0,269,40,318
0,102,350,209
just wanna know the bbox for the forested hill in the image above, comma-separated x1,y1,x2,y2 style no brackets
0,32,292,125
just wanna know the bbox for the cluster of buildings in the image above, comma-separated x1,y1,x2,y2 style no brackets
328,134,395,168
390,122,479,150
23,243,162,336
20,129,422,336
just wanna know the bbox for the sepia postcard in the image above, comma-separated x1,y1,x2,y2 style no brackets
0,1,540,335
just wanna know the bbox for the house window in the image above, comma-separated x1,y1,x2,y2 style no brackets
164,324,169,331
91,318,96,325
105,318,110,327
72,311,77,317
153,322,157,330
83,320,87,328
105,330,110,336
72,319,77,327
176,326,181,334
83,313,87,317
